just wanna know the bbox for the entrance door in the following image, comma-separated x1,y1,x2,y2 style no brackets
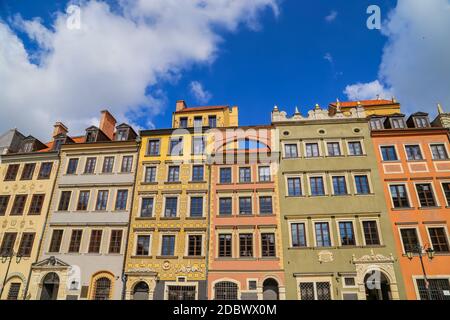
263,278,279,300
364,271,391,300
40,272,60,300
133,282,149,300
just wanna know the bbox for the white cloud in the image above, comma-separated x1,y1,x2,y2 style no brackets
344,80,393,101
190,81,212,104
344,0,450,115
325,10,338,23
0,0,278,140
323,52,333,64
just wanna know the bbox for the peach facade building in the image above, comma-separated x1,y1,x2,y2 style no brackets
370,112,450,300
207,126,285,300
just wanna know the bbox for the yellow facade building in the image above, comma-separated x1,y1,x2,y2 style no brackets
124,101,237,300
0,125,62,300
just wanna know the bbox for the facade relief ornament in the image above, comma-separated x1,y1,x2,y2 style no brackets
318,251,334,263
352,249,395,264
162,261,171,270
271,105,366,123
176,264,202,274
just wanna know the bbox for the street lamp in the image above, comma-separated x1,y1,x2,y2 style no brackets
0,251,23,299
406,244,435,300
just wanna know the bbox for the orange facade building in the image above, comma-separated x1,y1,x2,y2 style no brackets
370,112,450,300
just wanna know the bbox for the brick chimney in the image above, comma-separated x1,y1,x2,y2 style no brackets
176,100,187,112
99,110,117,140
52,122,68,139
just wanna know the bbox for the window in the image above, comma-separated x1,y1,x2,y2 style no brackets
68,230,83,253
442,182,450,205
188,235,202,256
416,279,450,300
390,185,410,208
291,223,307,247
258,166,270,182
48,230,63,253
169,137,183,156
95,190,109,211
218,234,232,257
147,139,160,156
161,235,175,256
415,117,429,128
305,143,320,157
239,234,253,257
109,230,123,254
259,196,273,215
348,141,363,156
121,156,133,173
84,157,96,174
400,228,419,253
261,233,276,257
192,165,204,181
179,117,188,128
391,118,405,128
214,281,238,300
7,283,21,300
284,144,298,158
0,196,10,216
77,191,90,211
116,129,128,141
4,164,19,181
18,232,35,257
29,194,45,215
0,233,17,256
115,190,128,210
248,281,257,291
220,168,232,183
11,195,27,215
344,277,356,287
193,117,203,128
88,230,103,253
164,197,178,217
167,285,196,300
38,162,53,179
136,235,151,256
315,222,331,247
239,167,251,183
86,131,96,142
310,177,325,196
144,166,157,183
339,222,355,246
209,115,217,128
287,177,302,196
167,166,180,182
405,145,423,160
327,142,341,156
219,198,232,215
140,198,154,217
102,157,114,173
332,176,347,195
362,221,380,245
239,197,252,215
428,227,449,253
370,119,383,130
58,191,71,211
93,278,111,300
381,146,398,161
431,144,448,160
416,183,436,207
299,282,331,300
192,137,205,155
190,197,203,217
21,163,36,180
67,158,78,174
355,175,370,194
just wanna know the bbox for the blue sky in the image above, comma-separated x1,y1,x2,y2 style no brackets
0,0,449,139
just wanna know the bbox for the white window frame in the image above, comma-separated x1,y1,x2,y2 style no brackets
307,173,328,196
281,141,301,159
143,165,158,183
359,218,383,246
351,172,373,195
185,233,204,257
413,181,440,208
159,232,177,256
425,224,450,253
330,173,349,196
288,219,309,248
398,226,423,255
378,144,400,162
324,140,343,157
428,143,450,160
284,174,303,197
162,195,180,218
346,139,365,156
187,194,206,218
335,218,359,246
303,140,322,158
312,219,334,247
387,182,413,209
403,143,425,161
138,196,155,218
134,232,152,256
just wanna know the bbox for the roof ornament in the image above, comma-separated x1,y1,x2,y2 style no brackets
392,96,397,103
315,103,321,110
336,98,341,113
438,103,444,114
273,105,279,112
294,106,300,115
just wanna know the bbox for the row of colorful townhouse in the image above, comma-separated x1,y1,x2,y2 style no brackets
0,99,449,301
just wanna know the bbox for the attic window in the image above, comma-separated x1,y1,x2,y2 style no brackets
53,138,65,151
414,117,429,128
391,118,405,129
370,119,383,130
86,131,96,143
116,129,128,141
21,141,34,153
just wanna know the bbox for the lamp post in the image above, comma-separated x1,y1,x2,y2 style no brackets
406,244,435,300
0,251,23,299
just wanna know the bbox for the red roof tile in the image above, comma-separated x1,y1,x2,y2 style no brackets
329,99,399,108
175,105,229,113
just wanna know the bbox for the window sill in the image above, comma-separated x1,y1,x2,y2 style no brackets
217,182,233,185
418,206,442,210
141,182,158,185
216,214,233,218
258,257,279,261
131,255,153,259
189,181,207,184
135,216,156,220
160,217,180,220
165,181,182,184
145,154,160,157
156,256,178,259
183,256,205,259
391,207,415,211
186,216,206,220
237,214,254,217
257,213,275,217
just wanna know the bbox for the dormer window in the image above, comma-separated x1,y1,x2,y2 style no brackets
53,138,65,151
370,119,383,130
21,141,34,153
86,131,96,143
116,129,128,141
391,118,405,129
414,117,429,128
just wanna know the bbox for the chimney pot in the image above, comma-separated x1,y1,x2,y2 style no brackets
176,100,187,112
52,122,68,139
99,110,117,140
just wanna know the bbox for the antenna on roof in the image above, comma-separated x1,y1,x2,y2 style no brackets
438,103,444,114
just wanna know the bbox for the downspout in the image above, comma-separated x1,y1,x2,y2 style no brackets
23,151,61,300
204,158,212,300
120,139,141,300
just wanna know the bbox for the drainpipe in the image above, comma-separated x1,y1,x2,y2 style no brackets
23,151,61,300
204,158,212,300
120,139,141,300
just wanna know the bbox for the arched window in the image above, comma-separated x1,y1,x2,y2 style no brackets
93,277,111,300
133,281,149,300
214,281,238,300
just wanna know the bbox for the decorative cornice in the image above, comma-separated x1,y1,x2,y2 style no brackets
271,105,366,123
